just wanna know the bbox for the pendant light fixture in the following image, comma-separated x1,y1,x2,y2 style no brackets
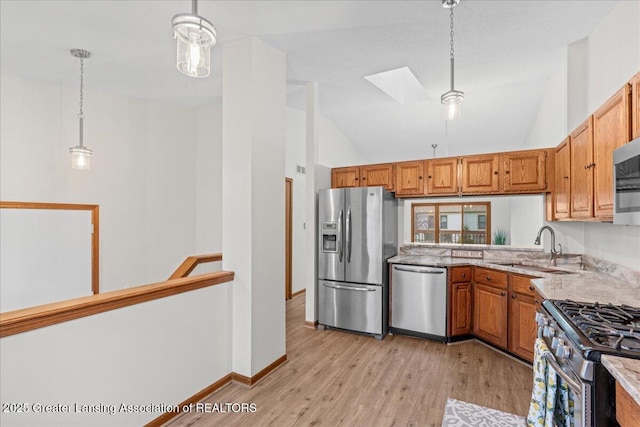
441,0,464,121
69,49,92,170
172,0,217,78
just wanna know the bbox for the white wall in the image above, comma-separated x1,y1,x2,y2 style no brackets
286,105,367,295
317,116,368,167
0,283,232,427
0,74,210,292
525,60,568,148
524,1,640,269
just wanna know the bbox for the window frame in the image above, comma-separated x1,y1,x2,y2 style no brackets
411,201,491,245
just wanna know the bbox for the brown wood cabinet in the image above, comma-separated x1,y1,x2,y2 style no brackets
616,381,640,427
460,154,501,194
331,166,360,188
426,157,459,195
471,267,540,362
508,274,538,362
331,163,395,191
395,160,425,196
554,137,571,220
593,85,631,219
448,266,472,337
473,283,508,348
502,150,548,193
359,163,395,191
632,71,640,140
472,267,508,347
570,117,594,219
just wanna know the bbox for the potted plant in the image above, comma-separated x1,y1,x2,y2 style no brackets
492,228,509,245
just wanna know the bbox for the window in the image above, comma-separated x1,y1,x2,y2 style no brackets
478,214,486,230
412,202,491,244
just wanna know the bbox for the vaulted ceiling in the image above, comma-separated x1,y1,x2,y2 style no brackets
0,1,621,162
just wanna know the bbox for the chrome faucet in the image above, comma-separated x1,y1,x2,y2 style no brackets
534,225,562,266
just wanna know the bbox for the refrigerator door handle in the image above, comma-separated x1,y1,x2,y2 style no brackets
322,283,377,292
346,208,352,263
393,265,445,274
337,209,343,262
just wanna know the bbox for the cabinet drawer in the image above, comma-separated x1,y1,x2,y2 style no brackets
474,267,508,289
510,274,537,296
450,266,471,283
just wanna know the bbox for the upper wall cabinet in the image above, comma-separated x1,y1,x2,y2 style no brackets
632,71,640,140
553,137,571,220
360,163,395,191
570,116,595,219
592,84,631,219
460,154,501,194
426,157,459,195
331,163,395,191
501,150,548,193
331,166,360,188
395,161,425,196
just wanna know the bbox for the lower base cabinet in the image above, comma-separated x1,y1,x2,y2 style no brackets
468,268,538,363
473,283,508,348
449,267,472,336
508,292,537,361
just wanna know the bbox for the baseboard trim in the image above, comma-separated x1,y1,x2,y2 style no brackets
145,354,287,426
304,320,318,329
291,288,306,297
232,354,288,387
144,373,233,427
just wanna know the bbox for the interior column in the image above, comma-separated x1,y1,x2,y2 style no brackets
222,37,286,377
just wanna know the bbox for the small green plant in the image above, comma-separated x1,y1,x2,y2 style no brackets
493,229,509,245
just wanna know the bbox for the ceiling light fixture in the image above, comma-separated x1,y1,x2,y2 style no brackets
69,49,92,171
172,0,217,78
441,0,464,121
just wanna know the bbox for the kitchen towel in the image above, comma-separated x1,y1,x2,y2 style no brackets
527,338,558,427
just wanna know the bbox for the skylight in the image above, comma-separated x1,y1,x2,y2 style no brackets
364,67,428,104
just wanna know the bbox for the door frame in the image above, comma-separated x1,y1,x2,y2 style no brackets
285,177,293,300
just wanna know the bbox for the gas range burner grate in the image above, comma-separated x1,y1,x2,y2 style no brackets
553,300,640,353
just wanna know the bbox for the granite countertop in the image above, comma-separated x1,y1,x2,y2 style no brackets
601,356,640,406
388,255,640,307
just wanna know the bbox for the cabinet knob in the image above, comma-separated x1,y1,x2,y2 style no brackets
462,273,466,277
455,284,459,289
511,294,516,299
418,176,423,179
505,170,510,175
362,177,366,180
355,177,359,180
486,276,491,281
428,175,432,179
494,171,499,175
529,285,534,291
501,292,506,296
564,176,569,180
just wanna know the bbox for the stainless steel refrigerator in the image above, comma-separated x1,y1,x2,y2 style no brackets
317,187,397,339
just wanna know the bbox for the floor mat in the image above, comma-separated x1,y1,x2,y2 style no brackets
441,398,526,427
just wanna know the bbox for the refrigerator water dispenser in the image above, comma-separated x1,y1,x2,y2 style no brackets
321,222,338,252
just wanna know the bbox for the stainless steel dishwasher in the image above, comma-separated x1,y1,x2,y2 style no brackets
390,264,447,340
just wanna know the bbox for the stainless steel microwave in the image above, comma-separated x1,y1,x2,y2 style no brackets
613,137,640,225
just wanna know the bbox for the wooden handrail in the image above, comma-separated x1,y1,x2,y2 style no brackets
0,271,234,338
169,253,223,280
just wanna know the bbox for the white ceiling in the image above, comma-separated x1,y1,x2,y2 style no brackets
0,1,621,163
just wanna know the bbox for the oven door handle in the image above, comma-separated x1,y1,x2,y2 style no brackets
544,353,581,393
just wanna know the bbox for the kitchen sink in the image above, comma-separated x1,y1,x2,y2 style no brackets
488,262,574,275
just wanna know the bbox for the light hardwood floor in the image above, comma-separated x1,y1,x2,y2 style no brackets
167,294,533,426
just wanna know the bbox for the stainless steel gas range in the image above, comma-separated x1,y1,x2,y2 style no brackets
536,299,640,427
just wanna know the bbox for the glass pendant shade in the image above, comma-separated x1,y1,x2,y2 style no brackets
172,13,216,78
441,90,464,121
70,146,93,170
